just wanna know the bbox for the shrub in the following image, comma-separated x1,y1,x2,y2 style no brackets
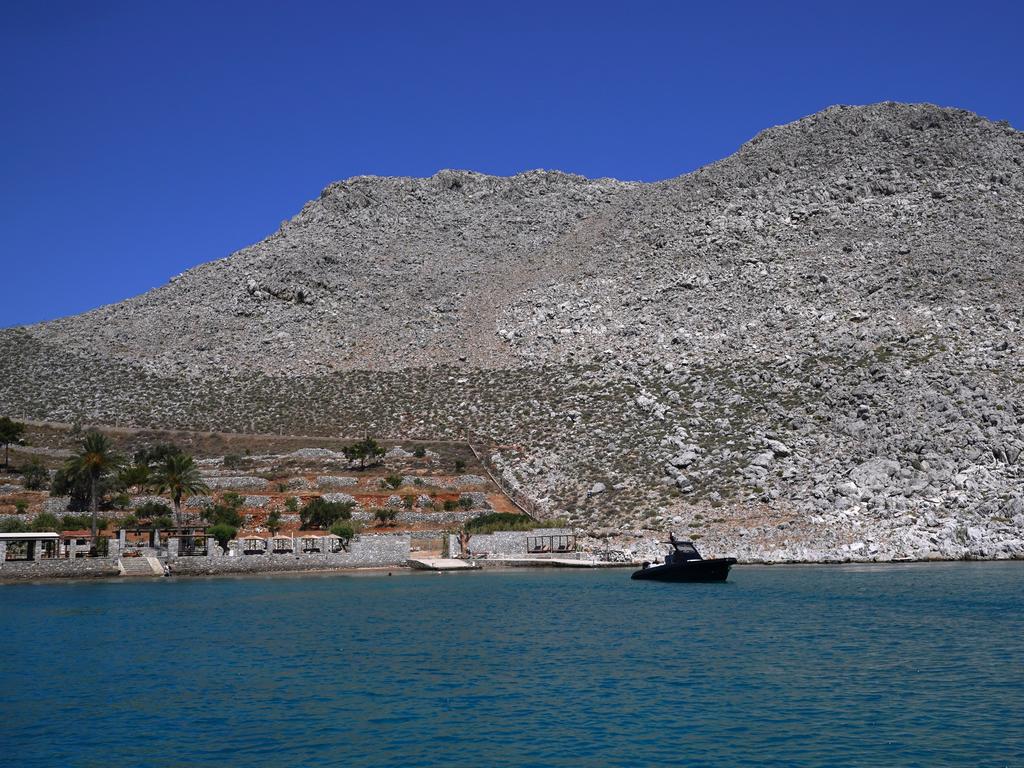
30,512,60,531
301,497,354,529
21,459,49,491
223,454,243,469
0,517,28,532
443,499,458,512
454,460,466,472
402,495,415,509
284,496,299,513
15,500,29,515
374,508,398,526
60,513,94,529
464,513,536,534
413,446,426,458
221,491,244,510
458,496,474,510
383,473,403,489
209,523,238,550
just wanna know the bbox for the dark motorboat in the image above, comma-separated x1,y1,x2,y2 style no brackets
631,537,737,582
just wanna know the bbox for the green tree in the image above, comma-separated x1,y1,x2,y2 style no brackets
50,466,92,512
0,417,26,468
209,523,238,552
116,462,151,494
63,431,124,548
344,437,385,470
133,442,181,468
206,500,244,529
21,458,49,490
329,520,356,550
151,453,209,528
266,508,282,535
301,497,354,529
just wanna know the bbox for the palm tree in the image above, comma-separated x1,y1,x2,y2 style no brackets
64,431,124,549
152,453,209,528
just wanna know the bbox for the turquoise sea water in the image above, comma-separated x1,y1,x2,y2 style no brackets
2,563,1023,767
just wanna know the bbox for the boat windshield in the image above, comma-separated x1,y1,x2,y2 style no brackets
670,541,702,560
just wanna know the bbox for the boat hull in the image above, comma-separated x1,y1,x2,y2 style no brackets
631,557,737,582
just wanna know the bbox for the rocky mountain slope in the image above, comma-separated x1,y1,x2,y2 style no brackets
3,102,1023,561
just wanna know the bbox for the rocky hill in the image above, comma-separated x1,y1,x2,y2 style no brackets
3,102,1023,561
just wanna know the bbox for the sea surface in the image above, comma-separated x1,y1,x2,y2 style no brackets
2,563,1023,767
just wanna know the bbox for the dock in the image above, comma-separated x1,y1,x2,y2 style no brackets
407,558,481,571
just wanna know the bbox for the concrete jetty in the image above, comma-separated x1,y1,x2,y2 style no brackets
407,558,481,571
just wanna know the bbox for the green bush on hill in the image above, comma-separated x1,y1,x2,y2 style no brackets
464,512,536,534
27,512,60,531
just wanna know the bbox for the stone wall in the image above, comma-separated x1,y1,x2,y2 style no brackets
0,557,120,580
0,534,410,580
167,534,411,576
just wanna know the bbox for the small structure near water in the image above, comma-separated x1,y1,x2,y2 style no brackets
448,527,578,560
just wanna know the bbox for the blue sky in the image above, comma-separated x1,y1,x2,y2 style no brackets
2,0,1022,327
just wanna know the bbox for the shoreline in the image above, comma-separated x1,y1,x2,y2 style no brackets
2,555,1021,585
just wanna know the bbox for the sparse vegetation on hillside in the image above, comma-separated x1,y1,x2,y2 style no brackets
301,497,354,529
464,512,536,534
